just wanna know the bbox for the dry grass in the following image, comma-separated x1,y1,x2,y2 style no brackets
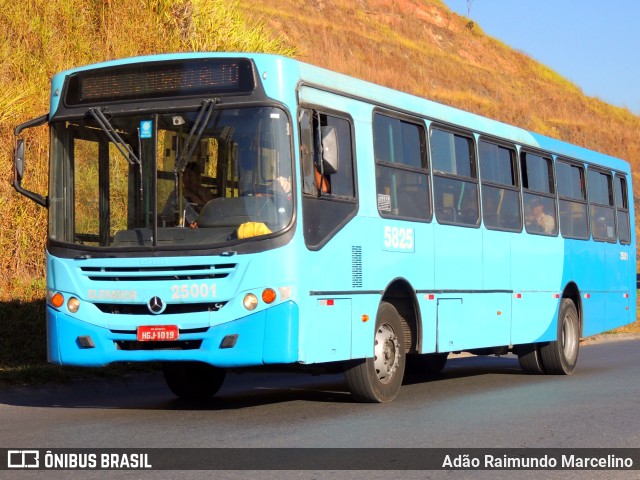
237,0,640,336
238,0,640,186
0,0,294,380
0,0,294,302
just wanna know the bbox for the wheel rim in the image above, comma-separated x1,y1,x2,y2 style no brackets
562,310,578,361
374,323,400,384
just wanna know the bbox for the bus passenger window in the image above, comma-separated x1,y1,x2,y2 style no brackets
588,168,616,242
373,113,430,221
521,151,557,236
615,175,630,245
430,127,479,227
556,160,589,239
479,140,521,232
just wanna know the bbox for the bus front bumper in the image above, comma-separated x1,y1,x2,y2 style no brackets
46,301,299,367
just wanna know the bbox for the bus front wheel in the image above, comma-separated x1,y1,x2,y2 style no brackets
344,301,406,403
162,362,226,400
539,298,580,375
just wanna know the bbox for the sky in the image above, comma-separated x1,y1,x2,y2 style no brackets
441,0,640,115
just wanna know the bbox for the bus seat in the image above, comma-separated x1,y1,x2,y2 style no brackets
197,196,276,228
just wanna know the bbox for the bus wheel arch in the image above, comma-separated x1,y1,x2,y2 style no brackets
380,278,421,355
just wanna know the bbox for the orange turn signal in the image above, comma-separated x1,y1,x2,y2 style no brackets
262,288,277,304
51,292,64,308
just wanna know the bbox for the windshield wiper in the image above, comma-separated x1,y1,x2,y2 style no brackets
174,99,217,173
89,107,141,165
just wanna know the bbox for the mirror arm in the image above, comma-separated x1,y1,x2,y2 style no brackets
14,114,48,136
13,114,49,207
13,180,48,207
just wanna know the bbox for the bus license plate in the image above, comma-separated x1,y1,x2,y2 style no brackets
137,325,179,342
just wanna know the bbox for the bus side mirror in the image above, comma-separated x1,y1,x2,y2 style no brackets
14,138,25,184
12,114,49,207
320,126,339,175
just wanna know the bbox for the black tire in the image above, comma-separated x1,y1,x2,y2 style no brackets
539,298,580,375
162,362,226,400
516,343,545,374
406,352,448,375
344,301,406,403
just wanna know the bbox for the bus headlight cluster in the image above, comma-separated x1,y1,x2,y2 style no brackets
242,288,280,311
67,297,81,313
243,293,259,311
47,290,81,313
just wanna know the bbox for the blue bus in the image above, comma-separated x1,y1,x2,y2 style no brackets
13,53,636,402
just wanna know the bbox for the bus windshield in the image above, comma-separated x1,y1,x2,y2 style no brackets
49,106,293,250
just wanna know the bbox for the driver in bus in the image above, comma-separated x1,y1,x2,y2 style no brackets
160,163,214,228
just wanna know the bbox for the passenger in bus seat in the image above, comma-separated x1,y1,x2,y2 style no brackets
528,197,555,234
314,162,330,194
594,216,609,239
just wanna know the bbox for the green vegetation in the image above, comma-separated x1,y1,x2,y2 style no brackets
1,0,637,384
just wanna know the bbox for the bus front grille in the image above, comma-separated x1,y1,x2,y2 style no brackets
80,263,237,282
95,302,226,315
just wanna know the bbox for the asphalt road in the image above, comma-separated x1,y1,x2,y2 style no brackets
0,336,638,480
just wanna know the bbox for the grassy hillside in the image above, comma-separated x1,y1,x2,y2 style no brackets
0,0,637,381
0,0,295,301
0,0,295,381
238,0,640,172
236,0,640,335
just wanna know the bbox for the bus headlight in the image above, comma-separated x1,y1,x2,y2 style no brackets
243,293,259,311
67,297,81,313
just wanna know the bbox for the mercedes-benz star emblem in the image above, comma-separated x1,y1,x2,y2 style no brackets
147,296,165,314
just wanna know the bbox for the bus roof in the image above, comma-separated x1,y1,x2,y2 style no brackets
49,52,629,173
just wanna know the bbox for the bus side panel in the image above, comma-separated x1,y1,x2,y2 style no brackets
572,240,606,336
416,293,438,354
434,225,513,351
511,235,563,344
437,294,511,352
604,241,633,331
263,301,300,364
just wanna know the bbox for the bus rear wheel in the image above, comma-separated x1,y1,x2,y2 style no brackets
162,362,226,400
406,352,448,375
344,301,406,403
539,298,580,375
516,343,545,374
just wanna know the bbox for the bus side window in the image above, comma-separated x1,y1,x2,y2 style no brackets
556,160,589,240
615,175,631,244
588,168,616,242
430,127,479,227
299,107,357,249
478,140,522,232
300,109,355,199
374,112,430,221
521,151,558,236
